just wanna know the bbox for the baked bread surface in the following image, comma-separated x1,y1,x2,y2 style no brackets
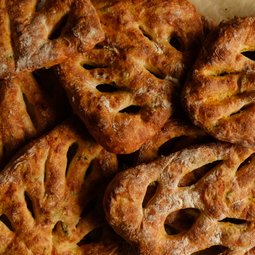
2,0,104,73
58,0,205,154
136,116,208,164
0,0,15,78
0,120,135,254
0,72,66,167
104,143,255,254
183,17,255,147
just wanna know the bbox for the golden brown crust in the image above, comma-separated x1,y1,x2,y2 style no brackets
0,71,66,167
0,1,15,78
58,0,205,154
135,116,209,164
183,17,255,147
0,119,135,254
104,143,255,254
5,0,104,73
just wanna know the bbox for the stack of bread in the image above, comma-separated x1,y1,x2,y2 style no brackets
0,0,255,254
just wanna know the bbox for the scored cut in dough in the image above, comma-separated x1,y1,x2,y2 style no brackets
183,17,255,147
135,116,209,164
0,120,134,254
0,72,66,167
104,143,255,255
58,0,206,154
4,0,104,73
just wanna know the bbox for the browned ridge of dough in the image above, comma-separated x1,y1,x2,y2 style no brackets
115,115,209,171
0,0,15,78
183,17,255,147
1,0,104,75
57,0,206,154
0,71,67,167
135,116,209,164
104,143,255,255
0,119,135,254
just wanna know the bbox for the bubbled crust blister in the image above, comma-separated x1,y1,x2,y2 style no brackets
0,120,135,254
5,0,104,73
183,17,255,147
104,143,255,255
58,0,205,154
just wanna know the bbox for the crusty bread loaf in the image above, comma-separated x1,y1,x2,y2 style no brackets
2,0,104,74
105,143,255,255
183,17,255,147
0,71,68,167
0,119,135,254
0,1,253,255
58,0,206,154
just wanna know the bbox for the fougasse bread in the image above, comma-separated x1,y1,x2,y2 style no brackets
0,72,67,167
183,17,255,147
0,119,135,254
2,0,104,74
57,0,206,154
104,143,255,255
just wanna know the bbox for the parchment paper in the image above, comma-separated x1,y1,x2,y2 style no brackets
189,0,255,23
